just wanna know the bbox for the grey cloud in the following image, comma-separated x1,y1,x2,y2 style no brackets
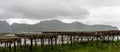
0,0,89,20
79,0,120,7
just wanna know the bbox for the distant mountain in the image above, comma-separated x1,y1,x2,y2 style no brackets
0,21,10,32
0,20,118,32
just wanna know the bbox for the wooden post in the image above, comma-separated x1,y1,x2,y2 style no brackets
35,38,37,46
87,36,90,41
43,38,44,46
117,35,119,41
42,38,45,49
70,35,72,47
19,40,22,48
24,38,26,52
67,35,69,44
14,41,16,52
96,32,98,48
51,38,53,50
108,36,110,45
61,35,64,46
117,35,119,47
41,38,43,48
73,35,76,42
48,38,50,46
112,34,115,46
5,42,7,48
4,42,6,52
77,36,80,42
6,42,9,47
30,39,33,52
55,37,57,45
81,36,83,41
9,43,11,51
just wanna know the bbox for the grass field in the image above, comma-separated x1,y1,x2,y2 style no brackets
0,41,120,52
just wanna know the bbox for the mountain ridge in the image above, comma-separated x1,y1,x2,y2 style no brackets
0,20,118,32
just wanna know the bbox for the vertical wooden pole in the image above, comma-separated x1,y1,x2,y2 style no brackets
117,35,119,41
73,35,75,42
5,42,7,48
55,37,57,45
4,42,6,52
14,41,16,52
96,32,98,48
51,38,53,50
108,35,110,45
112,34,115,46
35,38,37,46
70,35,72,47
81,36,83,41
43,38,45,49
48,38,50,46
117,35,119,47
24,38,26,52
41,38,43,48
30,39,33,52
19,39,22,48
7,42,8,48
9,43,11,51
87,36,90,41
61,35,64,46
67,35,69,44
77,36,80,42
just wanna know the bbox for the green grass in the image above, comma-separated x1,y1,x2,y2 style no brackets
0,41,120,52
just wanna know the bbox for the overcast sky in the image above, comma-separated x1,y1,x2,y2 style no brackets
0,0,120,28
